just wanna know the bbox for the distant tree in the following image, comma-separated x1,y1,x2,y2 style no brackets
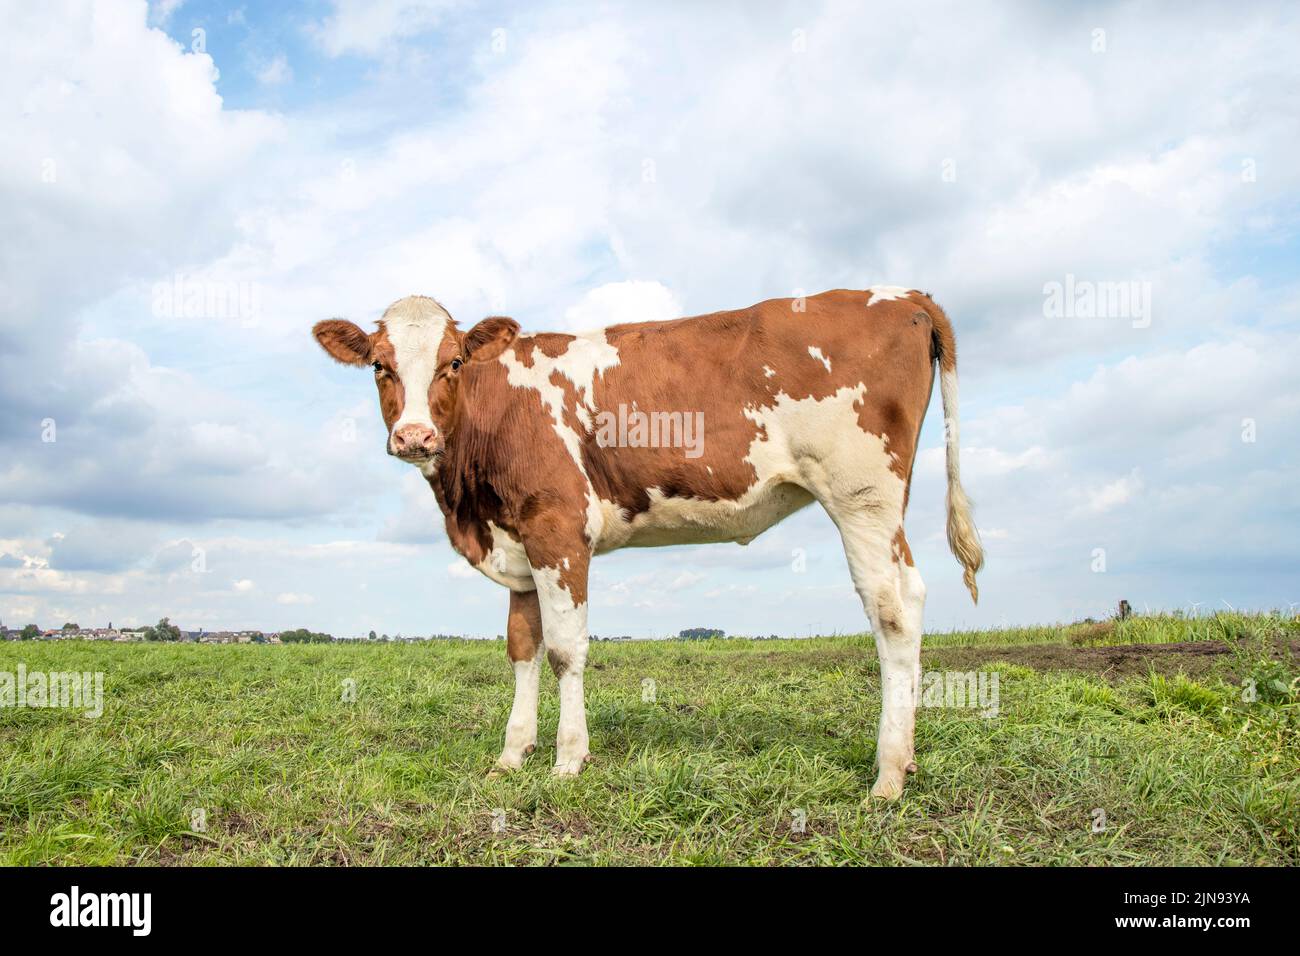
145,617,182,642
280,628,334,644
368,630,377,641
20,624,40,641
61,622,80,632
678,627,725,640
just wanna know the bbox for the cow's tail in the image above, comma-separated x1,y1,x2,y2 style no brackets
928,300,984,604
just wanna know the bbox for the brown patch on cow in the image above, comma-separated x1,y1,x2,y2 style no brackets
519,507,590,606
891,528,914,567
533,333,577,359
547,647,570,678
874,587,907,636
515,338,538,369
506,590,543,663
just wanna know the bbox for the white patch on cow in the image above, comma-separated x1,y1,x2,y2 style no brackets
763,365,776,378
472,521,534,590
498,332,620,543
385,297,452,434
808,346,832,373
593,384,902,558
866,285,913,306
747,385,906,517
596,484,813,552
531,564,590,775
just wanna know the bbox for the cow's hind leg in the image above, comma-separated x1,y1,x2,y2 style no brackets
496,589,544,771
824,505,926,799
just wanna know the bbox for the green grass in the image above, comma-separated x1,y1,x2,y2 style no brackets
0,613,1295,865
923,608,1300,648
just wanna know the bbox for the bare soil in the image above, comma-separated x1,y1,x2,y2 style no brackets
925,638,1300,682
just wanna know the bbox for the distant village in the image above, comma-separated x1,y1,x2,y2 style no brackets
0,621,738,644
0,620,285,644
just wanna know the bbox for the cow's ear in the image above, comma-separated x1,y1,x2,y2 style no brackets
462,316,519,363
313,319,372,366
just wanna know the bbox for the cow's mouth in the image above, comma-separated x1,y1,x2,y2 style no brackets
393,448,442,463
397,447,444,468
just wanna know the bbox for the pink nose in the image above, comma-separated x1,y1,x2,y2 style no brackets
389,424,439,459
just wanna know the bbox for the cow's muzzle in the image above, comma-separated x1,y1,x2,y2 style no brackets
388,424,441,461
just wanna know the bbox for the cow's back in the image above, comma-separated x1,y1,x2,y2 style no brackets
581,289,937,549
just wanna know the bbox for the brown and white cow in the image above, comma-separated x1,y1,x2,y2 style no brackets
313,287,983,798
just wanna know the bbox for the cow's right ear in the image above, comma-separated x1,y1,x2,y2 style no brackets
313,319,372,366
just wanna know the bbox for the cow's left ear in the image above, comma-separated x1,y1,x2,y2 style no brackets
462,316,519,363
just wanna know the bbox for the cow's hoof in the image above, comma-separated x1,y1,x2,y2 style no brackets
905,761,918,774
870,773,905,800
551,754,593,776
491,743,536,776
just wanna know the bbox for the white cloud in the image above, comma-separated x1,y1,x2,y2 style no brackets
254,54,292,86
561,281,681,333
1085,470,1144,515
3,1,1298,635
309,0,459,57
148,0,184,27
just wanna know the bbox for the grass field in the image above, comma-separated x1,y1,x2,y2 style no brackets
1,613,1296,865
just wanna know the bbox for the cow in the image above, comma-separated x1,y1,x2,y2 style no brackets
313,287,983,798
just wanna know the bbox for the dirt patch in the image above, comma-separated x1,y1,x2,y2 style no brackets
925,638,1300,682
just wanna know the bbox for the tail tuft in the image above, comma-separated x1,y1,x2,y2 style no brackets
930,300,984,604
946,480,983,604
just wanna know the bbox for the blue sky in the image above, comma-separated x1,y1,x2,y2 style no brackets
1,0,1297,638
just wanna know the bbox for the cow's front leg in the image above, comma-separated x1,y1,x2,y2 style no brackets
523,530,592,776
496,588,543,771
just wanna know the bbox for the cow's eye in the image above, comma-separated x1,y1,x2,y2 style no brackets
372,362,383,373
450,358,462,372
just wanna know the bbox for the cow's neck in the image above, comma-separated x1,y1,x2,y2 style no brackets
424,389,513,565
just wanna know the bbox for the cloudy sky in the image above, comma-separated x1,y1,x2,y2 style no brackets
1,0,1297,638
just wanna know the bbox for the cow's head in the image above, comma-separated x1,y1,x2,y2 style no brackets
312,296,518,470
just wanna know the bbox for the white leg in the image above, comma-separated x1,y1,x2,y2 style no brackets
532,566,591,776
498,653,542,769
871,564,925,799
830,511,925,799
496,589,543,771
